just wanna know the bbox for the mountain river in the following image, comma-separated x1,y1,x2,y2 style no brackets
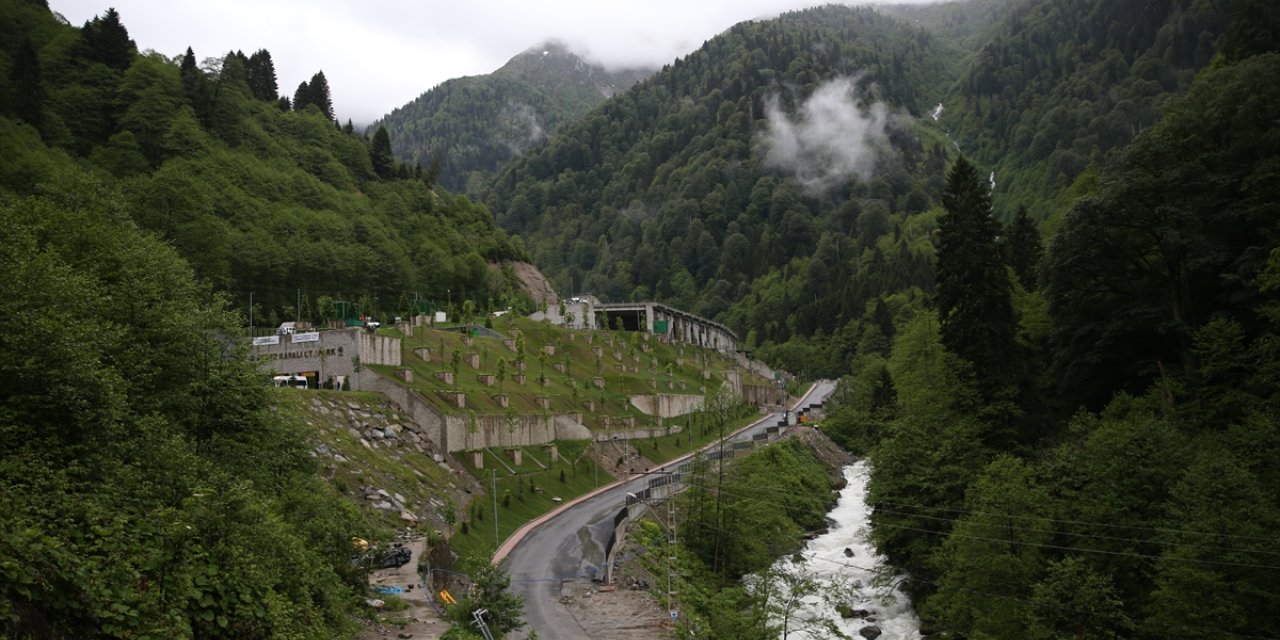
771,460,922,640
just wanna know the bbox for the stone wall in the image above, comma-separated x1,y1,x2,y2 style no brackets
628,393,705,418
443,413,591,451
742,384,785,407
359,332,401,367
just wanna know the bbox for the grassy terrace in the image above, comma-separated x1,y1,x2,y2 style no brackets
362,316,774,558
369,316,770,428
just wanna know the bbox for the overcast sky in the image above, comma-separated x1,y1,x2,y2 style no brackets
50,1,932,124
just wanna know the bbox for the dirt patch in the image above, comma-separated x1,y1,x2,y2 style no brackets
509,261,558,306
356,537,450,640
559,545,672,640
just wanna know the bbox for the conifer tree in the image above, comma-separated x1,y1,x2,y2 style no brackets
936,156,1016,388
308,71,334,120
11,36,44,129
1005,205,1043,291
75,8,135,71
179,47,210,122
245,49,278,101
370,125,394,178
293,80,311,112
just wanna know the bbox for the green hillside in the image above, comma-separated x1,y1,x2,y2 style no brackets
944,0,1230,218
483,6,954,377
373,40,651,193
0,1,527,325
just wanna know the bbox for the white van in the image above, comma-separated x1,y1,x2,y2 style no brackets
272,374,308,389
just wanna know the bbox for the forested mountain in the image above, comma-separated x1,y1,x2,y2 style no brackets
0,2,527,326
373,40,651,192
943,0,1230,217
485,6,956,374
0,3,535,633
816,2,1280,638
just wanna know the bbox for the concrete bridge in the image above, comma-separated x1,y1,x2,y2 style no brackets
596,300,737,353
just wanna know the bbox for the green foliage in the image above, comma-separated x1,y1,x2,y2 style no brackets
680,440,833,583
947,0,1230,215
0,178,366,637
483,6,952,363
936,155,1017,394
1045,51,1280,409
446,562,525,636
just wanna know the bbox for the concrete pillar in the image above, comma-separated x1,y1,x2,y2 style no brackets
544,445,559,462
472,451,484,469
507,449,522,465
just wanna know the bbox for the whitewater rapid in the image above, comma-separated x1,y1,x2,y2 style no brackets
775,460,921,639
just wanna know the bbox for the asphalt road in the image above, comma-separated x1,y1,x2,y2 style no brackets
499,380,836,640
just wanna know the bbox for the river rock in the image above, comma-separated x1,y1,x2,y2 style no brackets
844,547,854,557
859,625,882,639
373,500,394,510
433,453,445,463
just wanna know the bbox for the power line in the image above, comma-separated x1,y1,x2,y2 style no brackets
681,478,1280,571
679,468,1280,552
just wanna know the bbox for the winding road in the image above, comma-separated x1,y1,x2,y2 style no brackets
496,380,836,640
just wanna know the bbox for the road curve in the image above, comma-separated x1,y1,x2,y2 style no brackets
499,380,836,640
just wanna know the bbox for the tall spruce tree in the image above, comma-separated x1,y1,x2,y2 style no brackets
1005,205,1043,291
245,49,278,101
936,156,1016,389
307,71,334,120
75,8,135,71
292,80,310,112
370,125,394,178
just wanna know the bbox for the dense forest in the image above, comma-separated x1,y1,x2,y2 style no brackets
0,0,528,326
373,40,651,193
482,6,956,375
0,0,530,635
820,2,1280,637
474,0,1241,380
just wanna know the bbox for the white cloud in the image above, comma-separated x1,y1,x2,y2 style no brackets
759,76,891,194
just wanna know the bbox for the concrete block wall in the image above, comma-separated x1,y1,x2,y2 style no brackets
628,394,705,418
443,412,591,452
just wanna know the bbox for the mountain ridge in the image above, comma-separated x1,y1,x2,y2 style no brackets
373,39,652,192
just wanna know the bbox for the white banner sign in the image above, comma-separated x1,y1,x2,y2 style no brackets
252,335,280,346
292,331,320,343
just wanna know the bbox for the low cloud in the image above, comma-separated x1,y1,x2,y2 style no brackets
498,101,545,154
759,76,889,194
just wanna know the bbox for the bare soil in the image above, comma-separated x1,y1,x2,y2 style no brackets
557,547,673,640
509,261,559,306
356,537,449,640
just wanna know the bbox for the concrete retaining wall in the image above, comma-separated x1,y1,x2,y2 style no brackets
444,413,591,451
628,394,704,417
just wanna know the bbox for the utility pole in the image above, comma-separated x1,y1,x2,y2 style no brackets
667,491,681,632
296,288,301,324
491,470,499,548
248,292,254,335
